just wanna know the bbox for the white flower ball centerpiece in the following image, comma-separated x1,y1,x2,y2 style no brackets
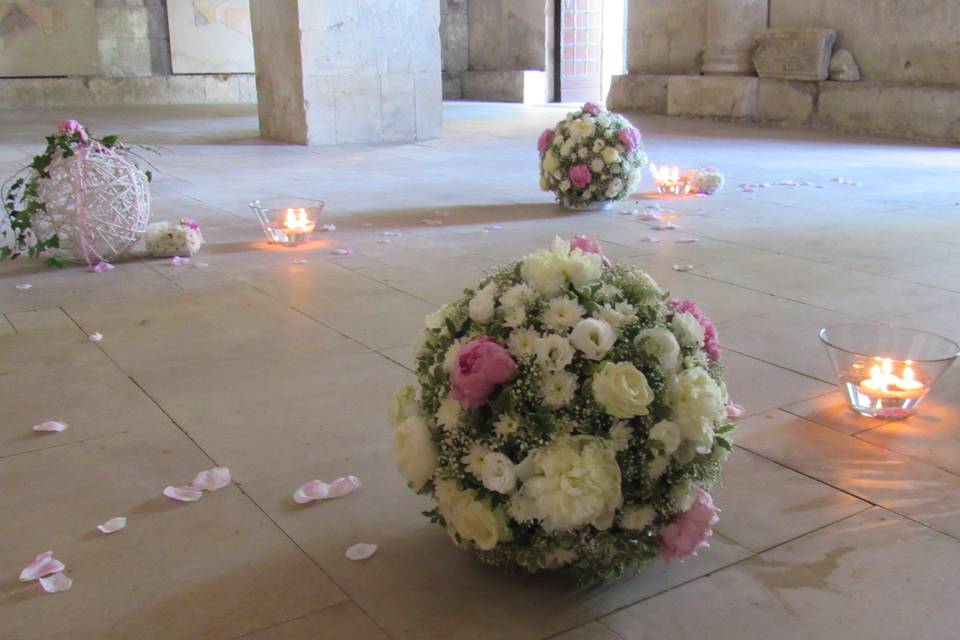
538,103,648,211
391,237,737,583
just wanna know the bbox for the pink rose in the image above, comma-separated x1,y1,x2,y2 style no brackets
537,128,555,155
450,336,517,410
58,119,88,142
667,298,720,362
582,102,604,116
569,235,612,269
659,489,720,562
618,126,641,152
569,164,592,189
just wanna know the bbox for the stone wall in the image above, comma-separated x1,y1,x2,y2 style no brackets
468,0,550,71
627,0,705,75
96,0,171,77
440,0,469,98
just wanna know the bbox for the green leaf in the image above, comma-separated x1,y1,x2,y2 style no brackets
716,423,736,435
100,134,119,148
43,255,64,268
145,169,153,182
715,436,732,451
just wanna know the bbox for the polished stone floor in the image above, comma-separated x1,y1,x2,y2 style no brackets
1,103,959,639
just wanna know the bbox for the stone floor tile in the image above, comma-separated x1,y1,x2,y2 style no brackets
239,602,389,640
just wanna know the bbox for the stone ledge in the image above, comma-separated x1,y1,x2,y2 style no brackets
667,76,759,118
461,70,549,103
607,74,669,114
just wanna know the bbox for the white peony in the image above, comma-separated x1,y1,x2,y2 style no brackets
649,419,682,455
558,240,603,288
394,416,438,491
620,505,656,531
635,326,682,372
481,452,517,494
671,311,705,347
535,334,575,372
521,249,566,297
388,385,417,428
542,150,559,172
592,362,654,419
543,296,585,332
669,367,726,453
508,328,540,358
436,395,461,432
468,282,498,324
511,436,622,531
570,318,616,361
542,370,578,408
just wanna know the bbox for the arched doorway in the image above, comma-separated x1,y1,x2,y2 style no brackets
555,0,626,103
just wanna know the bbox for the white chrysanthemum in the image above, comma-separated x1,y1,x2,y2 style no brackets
669,367,726,453
535,334,575,372
494,413,521,436
436,395,461,432
684,351,710,369
394,416,438,491
635,326,682,372
577,147,590,159
649,419,682,455
592,361,654,419
671,311,705,347
462,444,490,478
648,453,669,479
500,283,536,309
469,281,498,324
389,385,417,428
442,339,465,373
542,371,577,408
543,296,585,332
508,328,539,358
503,305,526,328
481,452,517,494
624,269,663,302
511,436,622,531
569,318,616,361
620,505,656,531
608,421,634,452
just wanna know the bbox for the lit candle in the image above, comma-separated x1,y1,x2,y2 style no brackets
650,164,692,196
858,358,926,400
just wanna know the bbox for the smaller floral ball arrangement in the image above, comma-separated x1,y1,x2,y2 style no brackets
390,236,737,583
683,167,725,196
538,102,648,210
145,218,204,257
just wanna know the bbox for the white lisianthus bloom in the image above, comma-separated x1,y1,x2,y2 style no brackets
543,296,585,332
648,453,669,479
635,326,682,372
649,419,682,455
502,305,526,328
608,421,634,452
671,311,706,347
521,249,566,297
535,334,575,372
590,157,605,173
500,282,536,309
669,367,726,453
388,385,417,428
468,281,498,324
542,370,578,408
425,304,451,330
494,413,521,436
442,339,465,373
508,328,540,358
511,436,622,531
436,395,461,432
620,505,656,531
569,117,596,140
592,361,654,419
570,318,616,361
542,150,559,172
605,177,625,199
601,147,621,163
481,452,518,493
559,179,571,192
393,416,438,491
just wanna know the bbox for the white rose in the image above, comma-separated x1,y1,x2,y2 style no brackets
620,505,656,531
388,385,417,428
672,311,705,347
452,498,513,551
521,249,566,297
601,147,621,163
649,419,682,455
481,452,517,494
393,416,438,491
570,318,616,361
669,367,726,453
542,150,559,172
535,334,575,372
436,395,461,432
468,282,497,324
592,362,654,419
635,327,682,372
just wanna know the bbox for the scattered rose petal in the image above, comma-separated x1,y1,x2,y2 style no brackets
163,485,203,502
294,479,330,504
651,221,678,230
292,259,309,264
320,224,336,232
91,261,114,273
170,257,189,266
799,181,814,186
39,573,72,593
759,182,772,188
382,231,402,237
778,179,796,186
676,237,699,243
192,262,209,268
15,283,32,290
672,264,696,272
637,211,661,221
378,239,392,244
484,225,503,231
726,403,745,418
89,332,103,342
97,517,127,534
191,467,231,491
327,475,362,498
333,248,352,256
641,235,660,243
345,543,378,561
32,421,68,433
19,551,65,581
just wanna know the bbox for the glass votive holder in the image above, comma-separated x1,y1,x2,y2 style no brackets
820,324,959,419
249,198,324,246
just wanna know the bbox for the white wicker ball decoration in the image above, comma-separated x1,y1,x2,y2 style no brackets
33,146,150,264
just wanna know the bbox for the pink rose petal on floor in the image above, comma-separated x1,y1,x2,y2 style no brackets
20,551,66,581
378,239,392,244
294,479,331,504
39,572,72,593
676,237,699,243
191,467,231,491
192,262,209,268
333,248,352,256
292,259,309,264
641,235,660,243
32,421,68,433
672,264,696,272
382,231,402,237
485,225,503,230
726,403,745,418
16,283,32,290
97,517,127,534
91,261,114,273
89,332,103,342
327,475,362,498
345,543,378,561
163,485,203,502
320,224,336,231
170,257,189,266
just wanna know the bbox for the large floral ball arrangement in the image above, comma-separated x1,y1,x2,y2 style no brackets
390,237,736,583
538,103,648,210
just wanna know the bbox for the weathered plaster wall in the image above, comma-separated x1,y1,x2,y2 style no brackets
440,0,468,98
627,0,706,75
96,0,171,77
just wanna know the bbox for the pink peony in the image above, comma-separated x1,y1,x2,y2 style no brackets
582,102,604,116
58,119,88,142
569,235,612,269
667,298,721,362
618,126,641,152
451,336,517,410
537,128,555,155
659,489,720,561
569,164,592,189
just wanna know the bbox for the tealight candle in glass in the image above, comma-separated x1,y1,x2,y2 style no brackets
249,198,324,246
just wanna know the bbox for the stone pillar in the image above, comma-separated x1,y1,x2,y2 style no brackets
701,0,768,75
249,0,442,145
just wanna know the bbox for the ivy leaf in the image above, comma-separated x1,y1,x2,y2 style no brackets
715,436,732,451
716,423,736,435
44,255,64,268
100,134,119,148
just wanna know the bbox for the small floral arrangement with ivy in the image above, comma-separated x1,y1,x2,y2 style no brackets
538,103,648,209
390,236,737,583
145,218,204,257
1,120,152,267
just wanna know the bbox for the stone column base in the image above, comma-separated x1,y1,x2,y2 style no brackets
461,71,549,103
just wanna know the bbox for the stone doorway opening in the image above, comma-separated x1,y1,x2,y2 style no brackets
556,0,626,103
